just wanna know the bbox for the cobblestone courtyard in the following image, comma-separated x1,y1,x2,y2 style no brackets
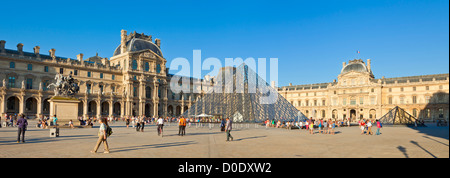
0,120,448,158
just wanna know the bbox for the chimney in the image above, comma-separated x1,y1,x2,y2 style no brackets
17,43,24,55
49,48,56,59
0,40,5,53
33,46,40,59
121,29,127,54
77,53,84,61
367,59,371,71
155,38,161,48
33,46,40,54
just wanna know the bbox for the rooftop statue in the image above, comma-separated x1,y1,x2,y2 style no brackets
47,72,79,97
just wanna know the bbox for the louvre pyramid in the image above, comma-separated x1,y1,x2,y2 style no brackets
182,63,306,122
378,106,425,126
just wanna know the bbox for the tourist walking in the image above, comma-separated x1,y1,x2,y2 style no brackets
309,120,314,134
16,114,28,143
375,120,382,135
157,117,164,136
178,116,186,136
225,117,233,141
140,116,145,132
367,120,373,135
91,118,110,154
52,115,58,127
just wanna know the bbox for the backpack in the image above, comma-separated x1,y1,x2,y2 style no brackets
106,126,113,137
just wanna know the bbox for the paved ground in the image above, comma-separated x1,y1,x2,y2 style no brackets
0,120,448,158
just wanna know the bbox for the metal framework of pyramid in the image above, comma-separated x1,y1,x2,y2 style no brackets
378,106,425,126
182,63,306,122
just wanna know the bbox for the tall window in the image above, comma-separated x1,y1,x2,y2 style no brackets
439,108,444,118
156,64,161,73
132,60,138,70
350,98,356,105
27,64,32,71
87,71,91,77
8,76,15,88
412,96,417,104
112,75,115,80
99,85,104,94
100,73,103,79
43,80,49,91
9,62,15,68
370,97,376,105
343,98,347,105
26,78,33,89
59,68,64,74
87,84,91,94
388,97,393,104
133,87,137,97
145,62,150,72
413,109,417,118
74,70,78,76
44,66,49,72
359,97,364,105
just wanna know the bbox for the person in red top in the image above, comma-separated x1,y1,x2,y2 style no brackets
178,117,187,136
360,119,366,135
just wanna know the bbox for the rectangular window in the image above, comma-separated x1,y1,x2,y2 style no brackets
100,85,104,94
8,76,15,88
26,78,33,89
400,97,405,104
59,68,64,74
133,87,137,97
112,75,115,80
74,70,78,76
44,66,49,72
87,71,91,77
100,73,103,79
10,62,15,68
343,98,347,105
389,97,393,104
27,64,32,71
439,108,444,118
87,84,91,94
350,98,356,105
359,97,364,105
412,96,417,104
370,97,375,105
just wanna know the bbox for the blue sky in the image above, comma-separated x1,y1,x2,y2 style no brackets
1,0,448,86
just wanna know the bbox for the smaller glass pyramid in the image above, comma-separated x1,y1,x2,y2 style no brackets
378,106,425,126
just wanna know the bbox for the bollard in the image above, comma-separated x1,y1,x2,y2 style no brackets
50,128,59,137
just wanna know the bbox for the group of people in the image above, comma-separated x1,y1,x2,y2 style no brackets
358,119,382,135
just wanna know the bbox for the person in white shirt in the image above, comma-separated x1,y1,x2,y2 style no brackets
157,117,164,136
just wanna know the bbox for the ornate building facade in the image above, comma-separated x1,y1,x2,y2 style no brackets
278,59,449,122
0,30,202,119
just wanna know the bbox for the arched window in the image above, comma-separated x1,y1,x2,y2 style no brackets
132,60,138,70
145,62,150,72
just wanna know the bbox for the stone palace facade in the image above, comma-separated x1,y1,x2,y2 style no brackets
278,59,449,122
0,30,203,119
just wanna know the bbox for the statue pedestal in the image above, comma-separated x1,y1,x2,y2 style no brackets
49,96,80,126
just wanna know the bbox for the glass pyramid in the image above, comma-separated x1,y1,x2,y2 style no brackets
378,106,425,126
182,63,306,122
